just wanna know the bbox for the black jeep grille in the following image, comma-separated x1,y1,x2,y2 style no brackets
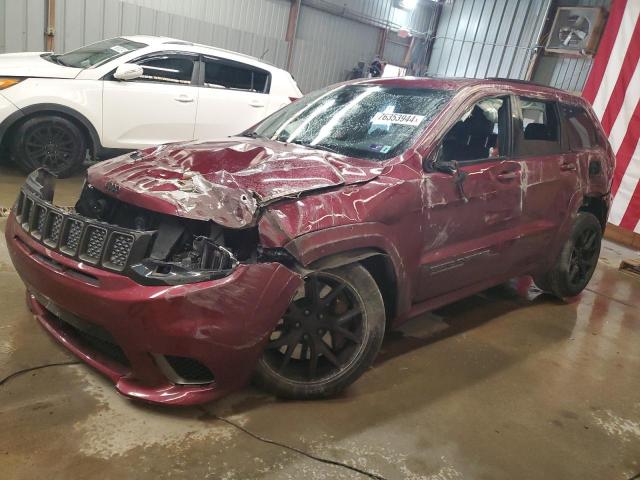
107,233,135,268
44,212,63,247
14,190,153,274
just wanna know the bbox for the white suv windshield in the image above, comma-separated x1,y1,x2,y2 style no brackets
49,38,147,68
251,84,452,160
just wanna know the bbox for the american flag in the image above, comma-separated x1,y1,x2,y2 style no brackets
583,0,640,233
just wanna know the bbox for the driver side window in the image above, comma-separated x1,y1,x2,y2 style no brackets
441,97,509,162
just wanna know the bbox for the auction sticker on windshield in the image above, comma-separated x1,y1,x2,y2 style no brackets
371,112,425,126
110,45,130,54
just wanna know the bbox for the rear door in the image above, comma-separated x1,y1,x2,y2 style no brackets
193,56,273,140
510,96,581,273
102,52,199,149
417,95,524,301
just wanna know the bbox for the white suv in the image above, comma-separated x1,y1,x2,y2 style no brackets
0,36,302,177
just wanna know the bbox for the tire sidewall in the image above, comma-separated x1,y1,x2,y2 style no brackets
255,263,386,399
551,212,602,298
11,115,86,178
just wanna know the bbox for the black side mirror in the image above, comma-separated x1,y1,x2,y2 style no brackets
434,160,459,176
427,155,469,203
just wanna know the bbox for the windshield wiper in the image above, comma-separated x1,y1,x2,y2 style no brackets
290,140,342,155
240,131,267,139
45,54,69,67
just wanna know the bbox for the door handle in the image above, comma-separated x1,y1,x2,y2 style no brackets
174,94,194,103
496,170,519,181
249,100,265,108
560,162,577,171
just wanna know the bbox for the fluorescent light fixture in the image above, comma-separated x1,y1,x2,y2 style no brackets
399,0,418,10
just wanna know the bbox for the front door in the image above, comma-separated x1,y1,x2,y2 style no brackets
102,53,199,149
416,96,524,302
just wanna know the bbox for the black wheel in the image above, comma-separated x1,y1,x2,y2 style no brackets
534,212,602,298
11,115,86,178
255,263,385,399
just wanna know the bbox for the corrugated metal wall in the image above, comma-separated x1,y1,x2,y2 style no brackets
1,0,47,53
427,0,551,79
54,0,291,70
308,0,433,32
291,5,380,92
0,0,433,93
532,0,611,92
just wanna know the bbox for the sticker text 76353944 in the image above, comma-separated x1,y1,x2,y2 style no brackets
371,112,425,127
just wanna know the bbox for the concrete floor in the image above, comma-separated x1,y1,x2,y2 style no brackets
1,165,639,480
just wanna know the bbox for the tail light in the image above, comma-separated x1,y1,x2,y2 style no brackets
288,97,300,103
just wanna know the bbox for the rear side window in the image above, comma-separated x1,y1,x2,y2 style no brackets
136,55,195,85
204,57,270,93
561,104,597,150
515,97,561,156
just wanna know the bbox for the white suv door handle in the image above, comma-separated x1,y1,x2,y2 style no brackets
249,100,265,108
174,94,194,103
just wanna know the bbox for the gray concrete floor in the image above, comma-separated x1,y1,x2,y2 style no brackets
1,165,639,480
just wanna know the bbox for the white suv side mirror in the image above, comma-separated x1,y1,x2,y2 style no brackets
114,63,144,81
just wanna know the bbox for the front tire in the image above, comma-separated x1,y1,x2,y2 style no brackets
11,115,87,178
255,263,385,400
534,212,602,298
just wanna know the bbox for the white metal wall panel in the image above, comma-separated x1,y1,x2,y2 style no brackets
1,0,47,53
427,0,550,80
0,0,5,53
50,0,290,70
313,0,433,32
291,5,379,93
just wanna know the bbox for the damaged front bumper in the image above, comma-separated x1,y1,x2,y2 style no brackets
5,174,302,405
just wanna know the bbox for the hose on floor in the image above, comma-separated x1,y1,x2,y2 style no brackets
198,406,388,480
0,361,81,387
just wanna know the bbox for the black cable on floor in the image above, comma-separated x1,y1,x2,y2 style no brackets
198,406,387,480
0,361,81,387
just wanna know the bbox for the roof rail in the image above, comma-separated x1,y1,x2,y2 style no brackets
485,77,557,89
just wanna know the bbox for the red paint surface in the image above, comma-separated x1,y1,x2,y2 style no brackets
7,217,301,405
6,77,615,405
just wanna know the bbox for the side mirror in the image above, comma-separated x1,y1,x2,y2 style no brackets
434,160,459,176
114,63,143,81
422,146,459,176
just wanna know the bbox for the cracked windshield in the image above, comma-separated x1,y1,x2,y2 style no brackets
252,84,453,160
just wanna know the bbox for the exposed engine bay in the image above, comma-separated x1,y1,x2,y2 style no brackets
74,182,264,284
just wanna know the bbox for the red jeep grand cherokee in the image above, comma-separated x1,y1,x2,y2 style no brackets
6,78,614,405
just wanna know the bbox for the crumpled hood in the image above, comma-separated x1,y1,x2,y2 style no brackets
0,52,81,79
87,138,383,228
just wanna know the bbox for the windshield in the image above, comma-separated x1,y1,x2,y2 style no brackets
251,84,452,160
50,38,147,68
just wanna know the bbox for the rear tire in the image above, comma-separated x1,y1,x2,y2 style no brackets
11,115,86,178
534,212,602,299
255,263,385,400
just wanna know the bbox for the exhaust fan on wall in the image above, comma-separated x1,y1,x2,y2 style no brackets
545,7,605,56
